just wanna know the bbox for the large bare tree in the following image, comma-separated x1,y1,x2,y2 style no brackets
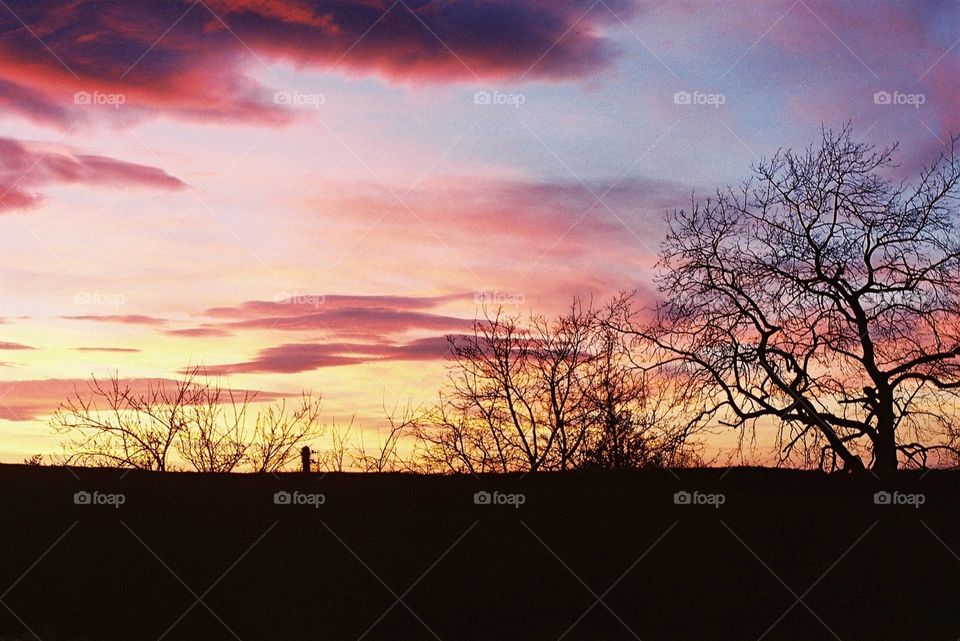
625,126,960,474
414,301,699,472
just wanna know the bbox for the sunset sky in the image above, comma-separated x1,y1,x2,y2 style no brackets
1,0,958,461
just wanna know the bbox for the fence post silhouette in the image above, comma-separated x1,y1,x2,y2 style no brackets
301,446,311,473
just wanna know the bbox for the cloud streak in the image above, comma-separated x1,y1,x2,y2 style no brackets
201,336,452,374
0,137,185,212
0,341,36,350
200,294,473,337
61,314,169,325
164,327,234,338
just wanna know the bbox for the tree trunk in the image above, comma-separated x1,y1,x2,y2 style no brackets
872,427,898,476
872,394,898,476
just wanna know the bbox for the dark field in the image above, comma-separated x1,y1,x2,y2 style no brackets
1,465,958,640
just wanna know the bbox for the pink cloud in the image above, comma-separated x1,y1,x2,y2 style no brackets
219,308,470,335
61,314,168,325
199,294,474,337
204,0,341,30
164,327,234,338
203,294,468,319
304,175,689,309
201,335,452,374
0,342,36,350
0,137,185,212
328,175,686,255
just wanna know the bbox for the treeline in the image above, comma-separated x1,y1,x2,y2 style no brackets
48,301,705,474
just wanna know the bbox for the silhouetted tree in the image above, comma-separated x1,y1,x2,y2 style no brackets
414,301,700,472
622,126,960,474
580,320,702,469
349,401,420,472
52,369,205,471
177,384,254,472
51,368,323,472
417,303,594,472
247,393,324,472
315,417,355,472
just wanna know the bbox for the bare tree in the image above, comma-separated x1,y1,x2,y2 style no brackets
625,125,960,475
412,393,512,473
433,306,584,472
52,369,324,472
247,393,324,473
350,401,419,472
415,301,700,472
52,369,207,471
581,319,703,469
528,301,596,469
177,387,254,473
315,417,355,473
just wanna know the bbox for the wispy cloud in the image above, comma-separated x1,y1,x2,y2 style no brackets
0,137,185,212
200,335,452,374
201,294,473,337
0,341,36,350
61,314,169,325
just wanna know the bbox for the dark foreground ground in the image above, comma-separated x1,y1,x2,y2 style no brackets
0,465,958,641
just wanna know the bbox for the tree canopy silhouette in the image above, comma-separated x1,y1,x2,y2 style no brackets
51,367,324,472
413,302,700,473
622,126,960,474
